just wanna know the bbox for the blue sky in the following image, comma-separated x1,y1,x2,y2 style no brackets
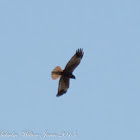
0,0,140,140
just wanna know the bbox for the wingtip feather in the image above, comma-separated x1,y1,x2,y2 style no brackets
76,48,84,58
56,90,67,97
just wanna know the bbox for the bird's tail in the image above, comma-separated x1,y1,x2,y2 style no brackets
51,66,63,80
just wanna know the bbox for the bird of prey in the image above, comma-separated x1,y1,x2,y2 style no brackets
51,48,84,97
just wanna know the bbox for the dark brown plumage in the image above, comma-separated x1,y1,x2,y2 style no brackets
51,48,84,97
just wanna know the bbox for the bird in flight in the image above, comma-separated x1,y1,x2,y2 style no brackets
51,48,84,97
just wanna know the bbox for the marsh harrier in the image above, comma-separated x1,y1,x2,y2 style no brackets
51,48,84,97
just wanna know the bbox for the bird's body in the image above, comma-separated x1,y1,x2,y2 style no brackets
51,48,84,97
51,67,75,79
61,70,75,79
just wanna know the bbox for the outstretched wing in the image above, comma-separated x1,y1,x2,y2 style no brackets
64,48,84,73
56,76,70,97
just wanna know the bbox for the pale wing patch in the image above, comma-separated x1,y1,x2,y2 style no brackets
51,66,63,80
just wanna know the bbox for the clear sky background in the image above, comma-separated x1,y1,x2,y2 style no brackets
0,0,140,140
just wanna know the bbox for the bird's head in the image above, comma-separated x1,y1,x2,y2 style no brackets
71,74,76,79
